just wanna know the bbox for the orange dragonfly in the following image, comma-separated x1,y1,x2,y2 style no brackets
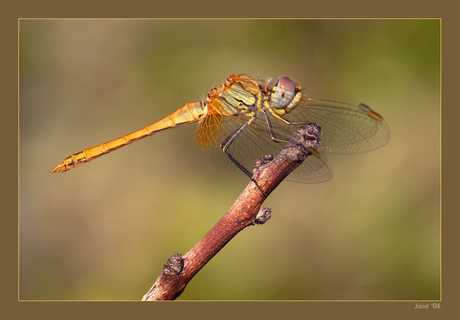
51,74,389,184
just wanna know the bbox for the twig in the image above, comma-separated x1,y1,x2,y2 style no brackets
142,122,322,300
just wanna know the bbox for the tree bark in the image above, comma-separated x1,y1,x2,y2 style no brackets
142,123,322,300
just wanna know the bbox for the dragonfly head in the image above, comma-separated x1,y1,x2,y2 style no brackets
271,77,303,115
272,77,296,109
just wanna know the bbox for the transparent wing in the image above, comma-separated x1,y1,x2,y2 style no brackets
195,106,332,183
247,76,390,154
194,75,389,183
271,96,390,154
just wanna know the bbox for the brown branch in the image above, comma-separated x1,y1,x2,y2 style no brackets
142,122,322,301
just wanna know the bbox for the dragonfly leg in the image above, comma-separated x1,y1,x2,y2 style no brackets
220,116,267,196
264,107,314,145
263,110,321,158
264,101,312,127
263,111,290,144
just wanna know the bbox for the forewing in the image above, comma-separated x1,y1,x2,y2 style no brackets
279,97,390,154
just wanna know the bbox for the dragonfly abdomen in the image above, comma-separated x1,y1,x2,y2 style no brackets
51,101,205,173
50,132,147,173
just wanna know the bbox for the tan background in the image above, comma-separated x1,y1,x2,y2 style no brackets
19,19,440,300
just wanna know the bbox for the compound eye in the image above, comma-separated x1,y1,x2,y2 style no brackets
272,77,296,109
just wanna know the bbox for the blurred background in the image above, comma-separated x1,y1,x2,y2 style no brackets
19,19,440,300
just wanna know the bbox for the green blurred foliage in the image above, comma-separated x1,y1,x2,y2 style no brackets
19,19,439,300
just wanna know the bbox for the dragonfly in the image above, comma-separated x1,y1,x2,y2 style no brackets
51,74,390,185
